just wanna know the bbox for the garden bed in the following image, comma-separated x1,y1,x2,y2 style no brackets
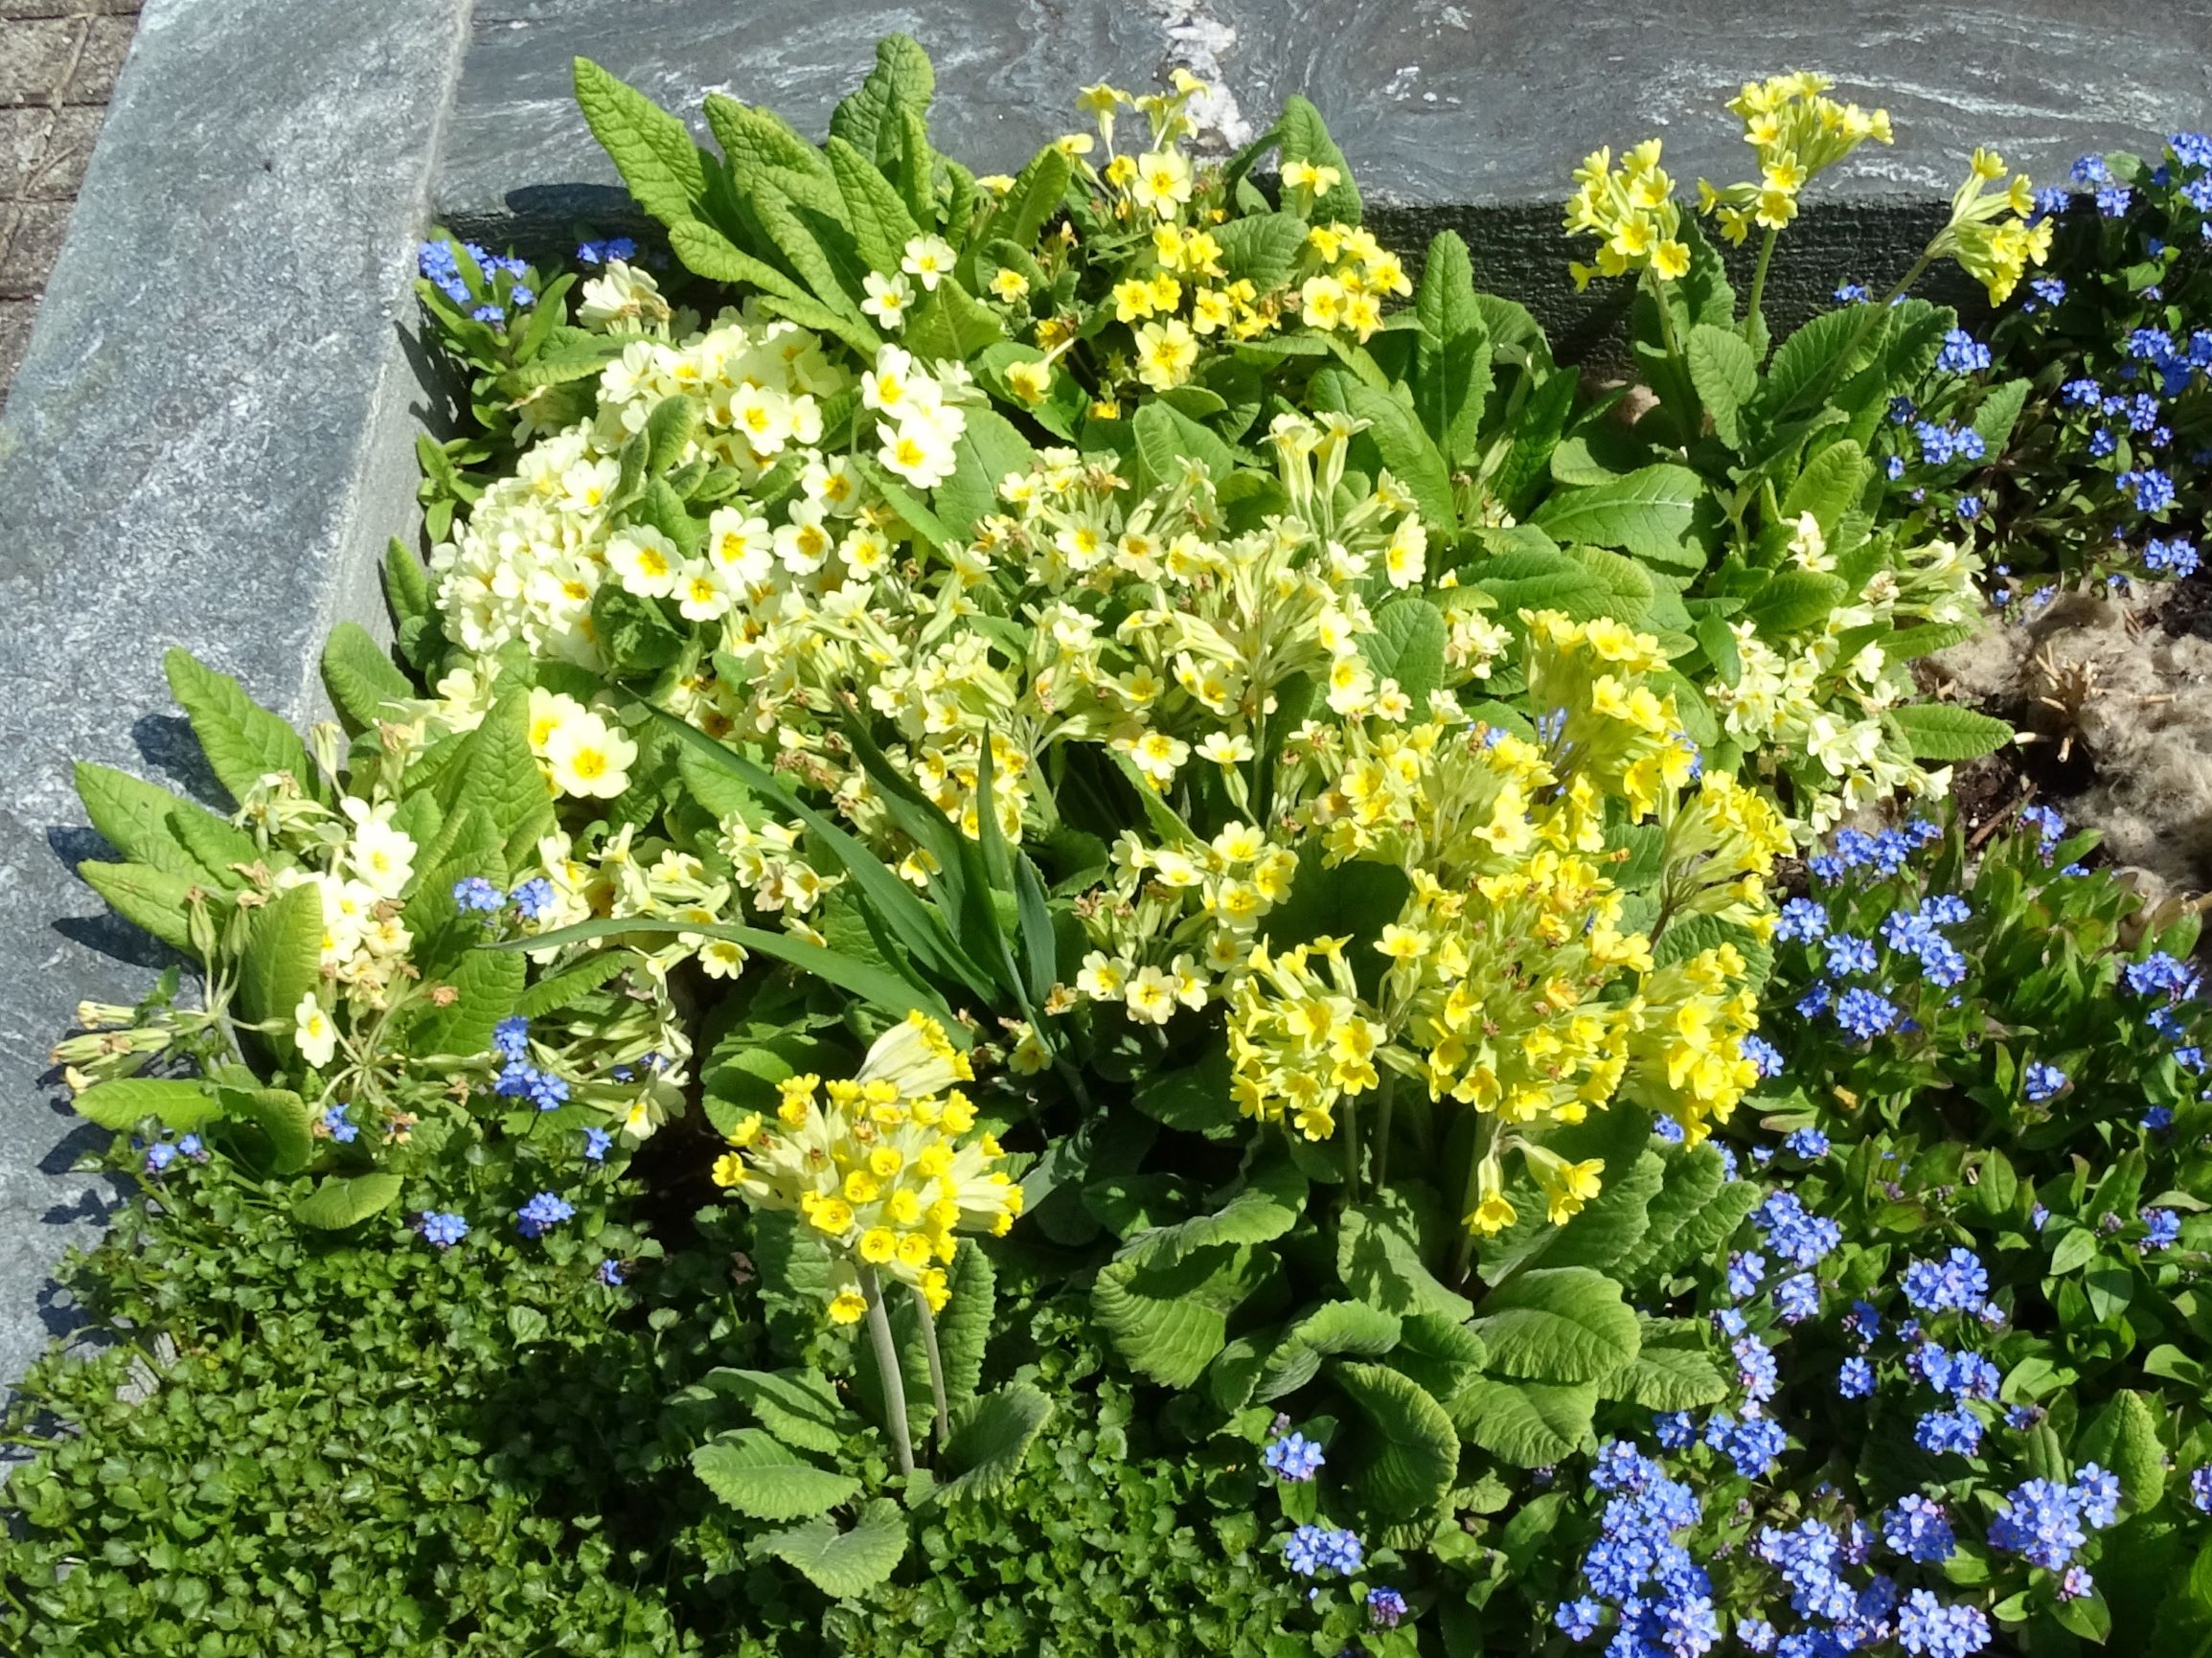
8,38,2212,1658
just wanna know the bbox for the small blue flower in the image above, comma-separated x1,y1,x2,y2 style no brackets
1283,1524,1362,1577
1934,329,1990,375
510,877,557,920
451,875,505,913
2144,1103,2177,1131
1727,1251,1768,1299
598,1259,626,1287
1782,1127,1829,1159
1773,1272,1820,1325
493,1018,532,1064
322,1103,360,1145
144,1141,177,1175
1775,897,1829,943
1366,1587,1407,1629
1834,987,1900,1041
583,1126,614,1163
2023,1061,2067,1102
515,1191,576,1239
1903,1247,1989,1314
1897,1588,1991,1657
1824,934,1878,978
1838,1357,1875,1398
2142,1208,2182,1251
2191,1465,2212,1513
1988,1478,2087,1569
1835,281,1870,303
1742,1035,1786,1079
1882,1494,1956,1563
1915,1407,1983,1457
1554,1597,1604,1642
418,1210,469,1248
1263,1431,1325,1482
2075,1464,2122,1530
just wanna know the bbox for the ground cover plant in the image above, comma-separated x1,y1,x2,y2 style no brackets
12,39,2212,1658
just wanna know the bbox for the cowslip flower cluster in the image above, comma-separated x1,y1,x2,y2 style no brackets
710,1014,1021,1321
1697,72,1894,241
1927,147,2053,304
1564,139,1692,288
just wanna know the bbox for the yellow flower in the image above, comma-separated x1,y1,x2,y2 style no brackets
989,266,1031,302
829,1289,868,1325
1129,148,1194,216
1132,318,1198,391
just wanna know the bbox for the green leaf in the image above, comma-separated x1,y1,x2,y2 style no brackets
1619,1144,1726,1281
1450,1377,1598,1467
292,1172,404,1230
1641,1175,1759,1280
997,145,1072,250
1335,375,1457,531
1092,1242,1274,1389
1411,231,1493,465
826,134,923,278
710,1368,860,1455
436,691,558,877
73,763,212,882
1685,323,1756,447
758,1500,909,1598
1972,376,2030,457
1780,440,1871,538
1745,569,1848,639
1129,1158,1308,1268
939,1382,1053,1501
1214,212,1310,295
1529,465,1706,571
71,1078,220,1133
934,1241,995,1404
1888,702,2014,761
901,279,1002,362
238,881,325,1044
319,623,413,733
571,57,706,227
218,1085,313,1175
1537,1150,1665,1272
828,34,934,163
1618,1323,1730,1410
1277,96,1361,223
1755,307,1869,427
164,648,317,806
1364,596,1448,708
691,1430,861,1521
1387,1311,1489,1404
2077,1389,2165,1511
1335,1361,1459,1519
1257,1300,1404,1401
1132,399,1237,492
934,408,1035,539
79,860,198,952
1130,1048,1242,1139
666,218,813,307
1337,1197,1473,1323
1470,1266,1639,1386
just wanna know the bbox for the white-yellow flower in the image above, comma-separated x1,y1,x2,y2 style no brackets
541,707,638,800
341,799,417,899
1129,148,1194,216
674,559,734,622
1132,318,1198,392
899,236,957,292
861,270,913,328
607,525,682,599
294,991,337,1069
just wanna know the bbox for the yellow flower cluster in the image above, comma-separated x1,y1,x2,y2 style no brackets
1225,939,1386,1140
1696,72,1893,241
1221,612,1782,1233
1563,140,1691,289
1930,147,2052,304
710,1015,1022,1321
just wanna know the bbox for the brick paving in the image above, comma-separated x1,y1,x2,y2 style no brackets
0,0,140,406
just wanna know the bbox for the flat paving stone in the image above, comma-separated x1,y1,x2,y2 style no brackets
0,0,472,1391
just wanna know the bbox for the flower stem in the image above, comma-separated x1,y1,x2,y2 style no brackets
912,1285,951,1455
1447,1116,1499,1287
859,1266,915,1478
1745,226,1778,336
1373,1070,1398,1191
1339,1095,1361,1206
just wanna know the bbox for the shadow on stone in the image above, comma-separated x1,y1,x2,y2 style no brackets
129,712,225,809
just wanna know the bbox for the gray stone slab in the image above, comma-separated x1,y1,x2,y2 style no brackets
436,0,2212,342
0,0,473,1389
